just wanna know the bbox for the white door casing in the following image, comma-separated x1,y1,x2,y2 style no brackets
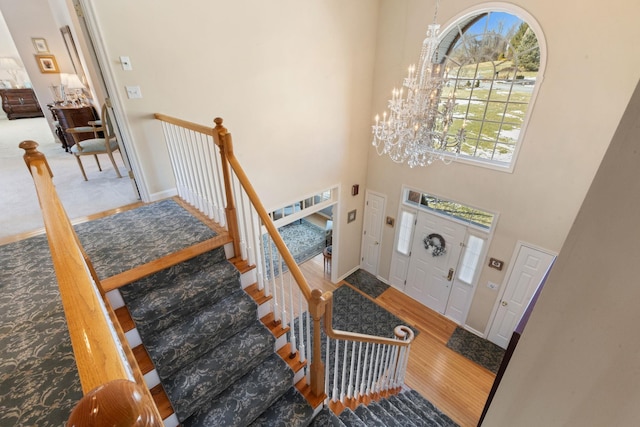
488,243,556,348
405,211,466,314
361,192,385,275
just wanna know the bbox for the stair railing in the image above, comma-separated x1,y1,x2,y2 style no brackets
19,141,162,426
154,114,415,403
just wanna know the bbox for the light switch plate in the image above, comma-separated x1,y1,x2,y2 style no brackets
125,86,142,99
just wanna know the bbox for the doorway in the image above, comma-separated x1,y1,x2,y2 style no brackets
0,2,140,240
487,242,556,348
405,211,466,314
361,191,385,276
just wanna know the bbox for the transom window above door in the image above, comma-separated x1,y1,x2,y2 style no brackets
404,188,495,230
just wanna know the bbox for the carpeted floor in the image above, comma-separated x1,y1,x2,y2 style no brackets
446,327,505,373
0,234,83,426
344,269,390,299
74,199,217,280
0,199,218,426
330,285,418,338
264,218,326,277
0,117,138,240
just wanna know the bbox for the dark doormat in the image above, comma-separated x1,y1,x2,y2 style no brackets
344,268,390,299
446,327,505,373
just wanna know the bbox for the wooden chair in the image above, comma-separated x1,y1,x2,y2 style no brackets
66,103,122,181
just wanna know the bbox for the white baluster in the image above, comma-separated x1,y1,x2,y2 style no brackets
374,345,386,393
324,335,330,399
347,340,357,399
340,341,348,403
354,342,363,399
266,237,280,323
366,343,377,395
278,256,287,327
386,345,399,391
373,343,382,393
297,290,306,364
305,310,311,383
288,274,297,355
360,343,370,396
332,339,340,402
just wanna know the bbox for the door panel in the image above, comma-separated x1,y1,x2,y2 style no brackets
488,245,555,348
361,193,384,275
405,211,466,314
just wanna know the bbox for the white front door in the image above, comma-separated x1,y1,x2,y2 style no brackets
488,244,556,348
405,211,466,314
361,192,385,275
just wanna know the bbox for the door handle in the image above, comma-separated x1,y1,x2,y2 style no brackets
375,241,379,245
446,268,454,281
501,300,508,306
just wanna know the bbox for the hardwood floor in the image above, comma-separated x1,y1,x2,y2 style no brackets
299,254,494,427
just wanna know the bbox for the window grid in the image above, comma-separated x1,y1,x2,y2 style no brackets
438,11,540,166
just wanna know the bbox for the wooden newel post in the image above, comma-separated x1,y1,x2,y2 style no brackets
67,379,163,427
19,140,52,177
309,288,326,397
213,118,241,258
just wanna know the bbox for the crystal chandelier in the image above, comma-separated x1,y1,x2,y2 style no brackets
372,2,465,168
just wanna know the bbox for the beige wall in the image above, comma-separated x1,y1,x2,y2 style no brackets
368,0,640,333
86,0,379,278
485,78,640,426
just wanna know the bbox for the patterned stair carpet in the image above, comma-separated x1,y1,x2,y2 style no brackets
310,390,459,427
0,235,82,427
120,246,315,426
446,327,505,373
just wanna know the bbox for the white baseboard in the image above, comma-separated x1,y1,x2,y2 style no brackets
149,188,178,202
337,265,361,283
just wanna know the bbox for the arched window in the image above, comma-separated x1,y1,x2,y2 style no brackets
438,8,544,169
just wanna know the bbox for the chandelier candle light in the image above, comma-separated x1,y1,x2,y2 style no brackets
372,0,465,167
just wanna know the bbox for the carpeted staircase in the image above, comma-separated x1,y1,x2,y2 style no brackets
119,245,457,426
311,390,458,427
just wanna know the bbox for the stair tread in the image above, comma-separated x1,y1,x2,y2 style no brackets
122,250,239,336
247,386,314,427
354,404,386,427
150,383,175,421
245,283,273,305
338,408,367,427
310,407,346,427
387,395,433,427
132,344,154,375
367,401,404,427
183,353,294,427
144,289,258,379
405,390,458,427
261,312,290,338
377,398,420,427
164,321,275,421
277,343,307,373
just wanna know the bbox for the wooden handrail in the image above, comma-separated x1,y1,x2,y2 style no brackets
323,290,414,346
19,141,162,426
153,114,416,400
211,118,315,302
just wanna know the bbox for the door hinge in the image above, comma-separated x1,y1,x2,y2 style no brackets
362,257,364,262
128,170,135,179
74,2,84,17
363,230,367,235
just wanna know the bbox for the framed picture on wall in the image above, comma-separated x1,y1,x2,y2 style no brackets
35,54,59,73
32,37,49,53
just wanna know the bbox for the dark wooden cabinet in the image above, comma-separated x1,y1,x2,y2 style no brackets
48,105,99,152
0,88,44,120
